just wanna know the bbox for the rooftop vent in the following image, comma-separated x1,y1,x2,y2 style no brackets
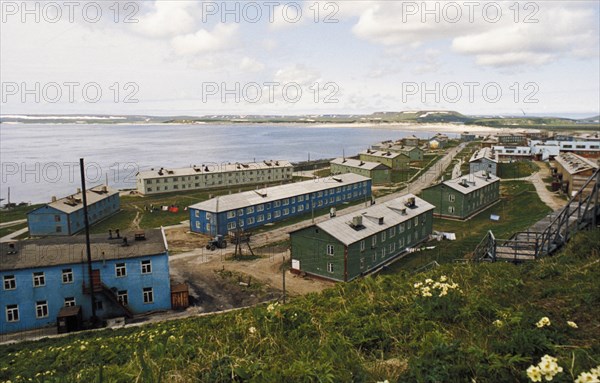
51,196,57,202
405,197,416,208
460,178,469,187
359,161,365,166
7,243,18,255
352,215,362,227
331,176,343,183
134,230,146,241
378,217,384,225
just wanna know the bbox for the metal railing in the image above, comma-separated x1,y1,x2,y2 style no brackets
475,168,599,262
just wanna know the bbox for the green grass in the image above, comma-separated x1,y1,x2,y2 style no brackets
498,162,540,179
1,229,598,382
0,204,43,224
313,168,331,177
0,223,27,238
386,181,552,272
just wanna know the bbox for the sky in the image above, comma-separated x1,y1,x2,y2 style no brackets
1,0,599,117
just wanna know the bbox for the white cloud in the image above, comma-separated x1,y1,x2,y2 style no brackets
240,57,265,72
274,65,321,86
171,24,239,57
133,1,199,38
350,1,599,67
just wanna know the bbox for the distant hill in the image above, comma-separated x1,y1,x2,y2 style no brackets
2,111,598,130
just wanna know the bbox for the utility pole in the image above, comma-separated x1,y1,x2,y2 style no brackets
282,254,286,304
80,158,97,326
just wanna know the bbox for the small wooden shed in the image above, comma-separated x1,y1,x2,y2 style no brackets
57,305,82,334
170,283,190,310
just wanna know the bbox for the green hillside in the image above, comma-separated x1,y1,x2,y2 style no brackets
1,229,599,382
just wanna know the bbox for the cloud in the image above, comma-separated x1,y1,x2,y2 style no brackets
240,57,265,72
133,1,199,38
349,1,599,67
274,65,321,86
171,24,239,56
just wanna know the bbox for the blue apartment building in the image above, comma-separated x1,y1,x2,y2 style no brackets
189,173,372,236
0,229,171,334
27,185,120,236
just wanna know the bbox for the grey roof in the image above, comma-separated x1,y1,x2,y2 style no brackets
555,153,599,175
0,229,168,271
189,173,371,213
315,194,435,246
137,160,293,180
41,185,118,214
330,158,389,171
439,171,499,194
469,147,499,163
360,149,406,159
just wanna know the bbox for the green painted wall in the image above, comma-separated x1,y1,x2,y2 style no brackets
290,226,347,281
359,153,409,170
291,209,434,281
330,163,390,184
420,181,500,219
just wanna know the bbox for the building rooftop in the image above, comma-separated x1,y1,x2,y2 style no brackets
189,173,371,213
360,149,406,159
313,194,435,246
469,147,499,163
554,153,599,175
431,170,499,194
0,229,168,271
35,185,118,215
330,158,389,171
137,160,293,179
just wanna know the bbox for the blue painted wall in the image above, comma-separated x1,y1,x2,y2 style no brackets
0,251,170,334
27,194,120,236
190,179,372,235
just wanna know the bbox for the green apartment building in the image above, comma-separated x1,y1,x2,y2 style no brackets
290,195,435,282
330,158,391,184
359,149,409,170
420,171,500,219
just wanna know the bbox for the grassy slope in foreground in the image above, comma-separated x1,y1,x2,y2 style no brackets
1,230,599,383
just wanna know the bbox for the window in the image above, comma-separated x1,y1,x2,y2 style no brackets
195,221,200,229
399,237,405,248
381,248,386,258
62,268,73,284
64,297,76,307
33,272,45,287
227,221,236,230
117,290,128,305
326,244,334,256
372,252,377,261
414,216,419,226
6,304,19,322
36,301,48,319
360,240,365,252
371,236,377,248
143,287,154,304
56,226,62,233
448,206,455,213
95,300,103,310
327,263,334,273
115,263,127,277
389,226,396,238
283,208,289,215
448,194,455,202
141,260,152,274
381,231,386,242
298,205,304,212
257,215,264,223
399,223,405,233
257,204,264,212
283,199,289,206
274,201,281,208
246,206,255,214
389,243,395,253
54,215,61,222
237,209,244,216
274,211,281,218
3,275,16,290
360,258,365,269
247,217,255,225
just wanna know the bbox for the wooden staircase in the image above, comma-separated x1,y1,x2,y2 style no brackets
474,168,599,262
83,270,133,318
